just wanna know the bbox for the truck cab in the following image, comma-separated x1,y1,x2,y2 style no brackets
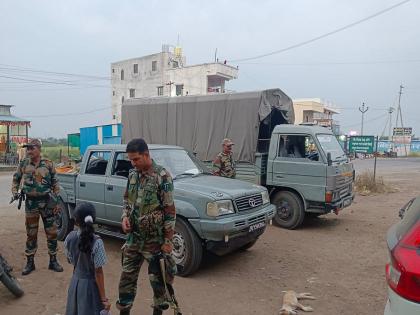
265,125,354,228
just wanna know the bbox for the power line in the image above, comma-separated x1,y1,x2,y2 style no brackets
0,75,109,87
237,58,420,66
20,106,111,118
229,0,411,62
0,64,110,80
341,113,388,128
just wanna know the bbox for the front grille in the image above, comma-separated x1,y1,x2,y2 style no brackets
235,194,263,212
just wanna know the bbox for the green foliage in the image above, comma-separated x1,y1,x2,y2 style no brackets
41,146,80,163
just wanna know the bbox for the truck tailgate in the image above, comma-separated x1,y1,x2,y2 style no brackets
57,173,77,203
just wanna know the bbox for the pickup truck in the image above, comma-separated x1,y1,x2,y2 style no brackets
56,144,275,276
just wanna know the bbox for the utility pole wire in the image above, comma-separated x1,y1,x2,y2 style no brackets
229,0,411,62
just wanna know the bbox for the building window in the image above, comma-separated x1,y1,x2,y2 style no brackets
112,68,115,73
133,64,138,74
172,61,179,68
176,84,184,96
112,91,115,96
129,89,135,98
157,86,163,96
122,96,125,104
121,69,124,80
152,61,157,71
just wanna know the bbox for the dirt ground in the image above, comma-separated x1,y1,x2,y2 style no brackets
1,158,420,315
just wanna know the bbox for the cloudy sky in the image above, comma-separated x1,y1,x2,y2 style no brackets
0,0,419,138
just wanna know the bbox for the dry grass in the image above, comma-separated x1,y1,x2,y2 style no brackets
355,170,397,195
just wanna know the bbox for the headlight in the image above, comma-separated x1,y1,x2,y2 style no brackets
261,190,270,204
206,200,235,217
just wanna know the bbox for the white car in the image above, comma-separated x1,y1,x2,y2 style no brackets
384,198,420,315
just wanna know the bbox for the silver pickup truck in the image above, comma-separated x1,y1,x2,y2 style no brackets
56,144,275,276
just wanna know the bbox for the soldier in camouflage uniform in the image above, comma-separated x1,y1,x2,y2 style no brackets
11,138,64,275
116,138,180,315
212,138,236,178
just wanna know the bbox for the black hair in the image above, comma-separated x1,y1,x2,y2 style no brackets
126,138,149,154
73,202,96,253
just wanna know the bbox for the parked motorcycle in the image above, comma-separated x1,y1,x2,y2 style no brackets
0,253,24,297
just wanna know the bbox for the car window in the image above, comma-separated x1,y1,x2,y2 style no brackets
85,151,111,175
278,135,319,161
112,152,132,178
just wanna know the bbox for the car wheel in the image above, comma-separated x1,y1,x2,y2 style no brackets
172,218,203,277
272,191,305,229
56,199,74,241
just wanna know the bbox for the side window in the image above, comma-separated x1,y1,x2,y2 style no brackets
278,135,319,161
305,136,320,161
85,151,111,175
112,152,132,178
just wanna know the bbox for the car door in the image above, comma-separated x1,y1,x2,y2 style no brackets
76,150,111,222
104,151,132,225
271,134,326,203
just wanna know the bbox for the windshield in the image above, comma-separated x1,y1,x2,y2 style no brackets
316,134,346,161
151,149,210,178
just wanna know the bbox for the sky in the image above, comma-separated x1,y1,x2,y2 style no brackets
0,0,419,138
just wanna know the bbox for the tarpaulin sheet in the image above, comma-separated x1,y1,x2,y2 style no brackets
122,89,293,162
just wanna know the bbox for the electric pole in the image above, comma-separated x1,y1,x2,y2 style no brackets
394,85,408,156
388,107,394,151
359,102,369,135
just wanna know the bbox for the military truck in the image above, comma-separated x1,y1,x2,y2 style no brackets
56,144,275,276
122,89,354,229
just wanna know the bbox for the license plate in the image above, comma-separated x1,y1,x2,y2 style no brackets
249,221,266,232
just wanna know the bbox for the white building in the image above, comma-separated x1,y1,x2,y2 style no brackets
293,98,341,134
111,46,239,123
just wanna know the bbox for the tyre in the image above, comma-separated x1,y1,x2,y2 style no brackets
172,218,203,277
56,199,74,241
240,239,258,251
0,269,24,297
272,191,305,229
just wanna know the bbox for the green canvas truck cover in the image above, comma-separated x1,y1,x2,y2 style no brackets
122,88,293,163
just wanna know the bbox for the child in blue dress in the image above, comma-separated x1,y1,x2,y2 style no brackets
64,202,111,315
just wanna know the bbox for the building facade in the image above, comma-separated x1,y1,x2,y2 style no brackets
293,98,340,134
111,46,238,122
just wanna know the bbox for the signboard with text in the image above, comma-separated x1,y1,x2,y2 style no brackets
349,136,375,154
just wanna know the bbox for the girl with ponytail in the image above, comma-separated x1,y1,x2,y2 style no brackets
64,202,111,315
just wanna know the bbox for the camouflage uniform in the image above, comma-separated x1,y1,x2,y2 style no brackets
212,152,236,178
12,157,60,257
117,160,178,311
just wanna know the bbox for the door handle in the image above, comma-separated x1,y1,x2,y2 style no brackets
79,182,86,187
107,185,113,191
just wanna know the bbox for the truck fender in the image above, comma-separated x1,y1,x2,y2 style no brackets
174,199,203,238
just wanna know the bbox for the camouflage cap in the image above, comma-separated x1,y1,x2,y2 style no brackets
23,138,42,148
222,138,234,146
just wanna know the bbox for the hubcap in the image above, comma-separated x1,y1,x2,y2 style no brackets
172,232,186,265
277,200,292,220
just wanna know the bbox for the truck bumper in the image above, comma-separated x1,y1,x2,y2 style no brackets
327,193,355,214
199,204,275,255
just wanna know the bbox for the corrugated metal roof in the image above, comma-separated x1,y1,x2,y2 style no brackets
0,115,30,122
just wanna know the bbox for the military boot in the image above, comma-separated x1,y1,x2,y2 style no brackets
22,255,35,275
119,310,130,315
48,255,63,272
152,308,163,315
